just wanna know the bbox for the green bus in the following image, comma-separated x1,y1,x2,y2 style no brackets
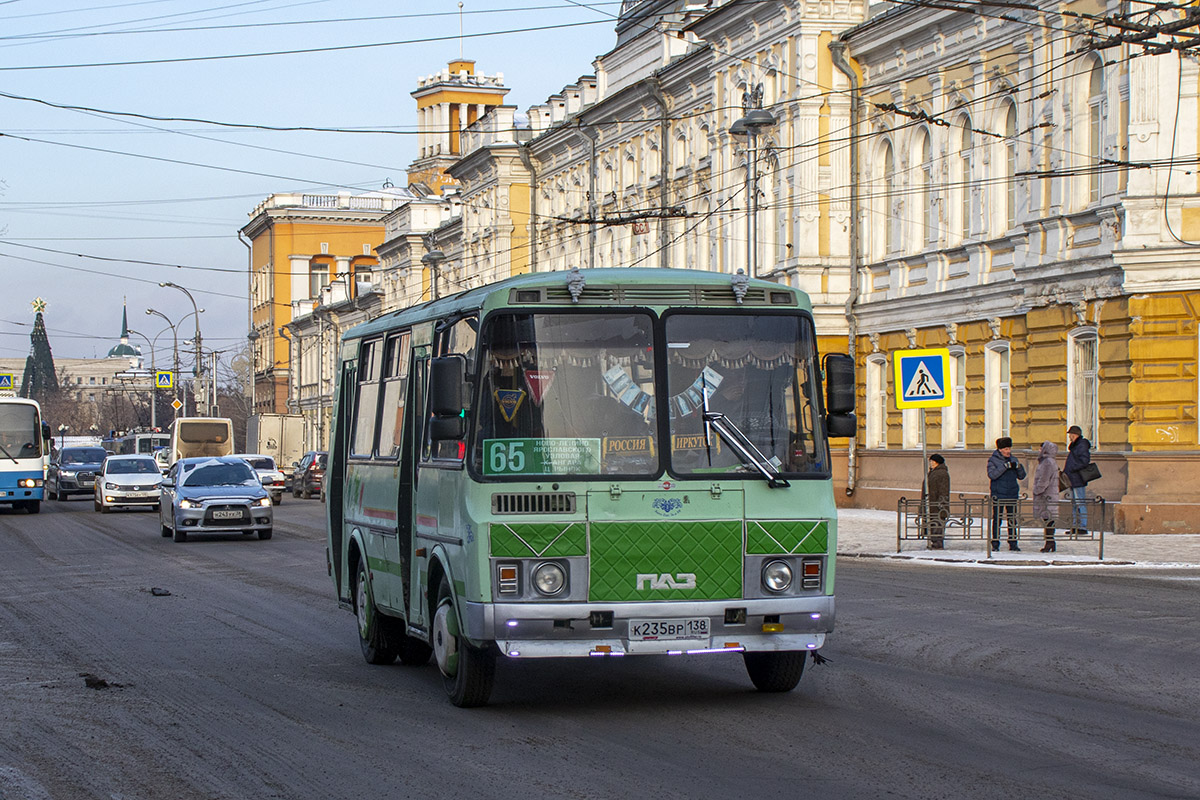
326,268,856,706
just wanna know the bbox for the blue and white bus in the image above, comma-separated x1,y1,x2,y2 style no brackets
0,397,47,513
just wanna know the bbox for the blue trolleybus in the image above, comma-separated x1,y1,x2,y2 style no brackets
0,397,47,513
326,268,857,706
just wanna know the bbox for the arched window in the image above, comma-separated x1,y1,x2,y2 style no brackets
941,347,968,449
881,140,896,257
956,118,974,242
1003,102,1018,231
985,341,1011,444
915,128,934,248
1087,61,1104,204
1068,328,1099,443
866,354,888,449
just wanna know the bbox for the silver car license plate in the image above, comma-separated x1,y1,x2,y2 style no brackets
212,509,244,520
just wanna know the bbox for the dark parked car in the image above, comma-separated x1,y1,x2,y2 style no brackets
47,446,109,500
159,456,273,543
291,451,327,500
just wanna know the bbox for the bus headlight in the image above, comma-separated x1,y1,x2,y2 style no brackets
762,560,793,593
18,478,42,488
532,562,566,596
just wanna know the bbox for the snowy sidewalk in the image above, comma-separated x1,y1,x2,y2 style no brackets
836,508,1200,568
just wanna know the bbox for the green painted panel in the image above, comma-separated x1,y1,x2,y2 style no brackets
746,520,829,555
589,520,742,602
489,522,587,558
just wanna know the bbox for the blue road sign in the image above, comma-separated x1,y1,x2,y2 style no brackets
155,371,174,390
894,349,951,409
0,373,12,390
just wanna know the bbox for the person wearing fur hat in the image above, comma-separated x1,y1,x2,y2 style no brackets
986,436,1026,551
1032,440,1060,552
921,454,950,549
1064,425,1092,536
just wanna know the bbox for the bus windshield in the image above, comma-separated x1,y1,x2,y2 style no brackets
666,312,826,478
0,404,41,460
473,312,658,477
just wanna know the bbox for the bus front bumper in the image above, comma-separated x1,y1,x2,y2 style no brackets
463,596,834,658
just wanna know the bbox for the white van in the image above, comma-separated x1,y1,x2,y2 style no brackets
169,417,235,465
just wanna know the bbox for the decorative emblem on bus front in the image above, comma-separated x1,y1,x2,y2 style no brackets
652,497,683,516
636,573,697,591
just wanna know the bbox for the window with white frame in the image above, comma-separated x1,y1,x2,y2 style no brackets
1003,102,1018,231
1087,61,1104,205
882,141,896,257
985,342,1011,444
957,119,973,243
1068,328,1099,443
916,128,934,248
310,261,331,298
942,347,967,448
902,407,921,449
866,355,888,448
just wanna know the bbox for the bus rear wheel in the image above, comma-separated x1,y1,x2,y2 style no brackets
433,576,495,708
355,560,397,665
743,651,806,693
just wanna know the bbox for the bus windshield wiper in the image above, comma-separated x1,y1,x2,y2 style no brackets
0,442,17,464
702,411,790,488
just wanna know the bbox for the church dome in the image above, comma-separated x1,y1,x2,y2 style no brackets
107,342,139,358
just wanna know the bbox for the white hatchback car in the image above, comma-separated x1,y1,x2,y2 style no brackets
236,454,287,505
94,454,163,513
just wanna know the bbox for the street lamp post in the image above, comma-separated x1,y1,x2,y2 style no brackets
422,248,445,301
126,327,159,431
159,282,205,414
730,85,776,278
146,308,180,420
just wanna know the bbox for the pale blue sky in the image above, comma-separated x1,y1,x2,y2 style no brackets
0,0,621,363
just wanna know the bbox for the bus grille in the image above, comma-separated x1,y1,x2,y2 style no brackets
491,492,577,515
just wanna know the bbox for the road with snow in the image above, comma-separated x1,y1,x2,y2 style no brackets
1,498,1196,799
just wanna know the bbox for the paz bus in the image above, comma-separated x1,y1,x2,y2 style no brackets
326,268,856,706
0,397,48,513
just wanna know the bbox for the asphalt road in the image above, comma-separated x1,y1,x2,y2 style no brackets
1,497,1197,800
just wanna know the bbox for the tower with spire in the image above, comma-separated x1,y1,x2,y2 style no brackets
106,301,141,369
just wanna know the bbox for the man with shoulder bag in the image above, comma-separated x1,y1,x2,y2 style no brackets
1064,425,1098,537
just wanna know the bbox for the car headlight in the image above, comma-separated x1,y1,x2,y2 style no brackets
179,498,196,509
532,562,566,596
105,482,119,490
60,471,76,479
256,497,272,507
762,560,793,593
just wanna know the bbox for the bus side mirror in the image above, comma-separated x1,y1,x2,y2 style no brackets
430,356,466,417
823,353,855,415
823,353,857,439
428,416,466,441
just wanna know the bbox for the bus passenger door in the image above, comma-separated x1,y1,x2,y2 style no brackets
407,350,433,628
329,361,354,602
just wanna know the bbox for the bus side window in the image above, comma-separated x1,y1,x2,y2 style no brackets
377,331,411,460
350,339,383,457
413,356,431,464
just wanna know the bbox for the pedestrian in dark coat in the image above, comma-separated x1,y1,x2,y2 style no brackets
986,436,1026,551
1064,425,1091,535
921,454,950,549
1032,440,1059,552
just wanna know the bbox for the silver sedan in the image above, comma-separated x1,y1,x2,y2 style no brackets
159,456,273,543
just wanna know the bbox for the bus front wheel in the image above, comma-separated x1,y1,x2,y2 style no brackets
355,560,397,665
433,577,495,708
743,651,806,693
25,500,40,514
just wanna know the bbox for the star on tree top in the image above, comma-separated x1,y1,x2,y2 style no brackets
31,297,47,314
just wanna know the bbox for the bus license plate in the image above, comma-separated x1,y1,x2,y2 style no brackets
212,509,244,520
629,618,709,641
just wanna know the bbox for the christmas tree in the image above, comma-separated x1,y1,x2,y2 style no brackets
20,298,59,404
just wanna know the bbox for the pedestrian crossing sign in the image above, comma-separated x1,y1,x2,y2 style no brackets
894,348,951,409
0,373,12,390
155,371,174,389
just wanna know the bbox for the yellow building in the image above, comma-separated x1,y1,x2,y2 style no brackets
241,189,410,414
